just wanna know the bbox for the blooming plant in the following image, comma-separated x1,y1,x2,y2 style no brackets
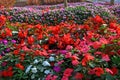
0,15,120,80
0,2,116,25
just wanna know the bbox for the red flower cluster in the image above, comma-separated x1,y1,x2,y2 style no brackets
75,73,84,80
1,66,13,77
15,63,24,70
81,53,94,66
0,15,6,28
93,15,104,23
62,68,73,80
0,15,119,79
93,67,104,77
45,75,58,80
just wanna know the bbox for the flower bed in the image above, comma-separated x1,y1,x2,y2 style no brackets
108,4,120,18
0,15,120,80
0,2,115,25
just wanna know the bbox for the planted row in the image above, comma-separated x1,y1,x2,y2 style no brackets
0,15,120,80
0,3,115,25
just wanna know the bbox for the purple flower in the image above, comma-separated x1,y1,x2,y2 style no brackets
5,48,10,53
1,51,5,56
2,40,8,45
59,50,67,54
1,61,7,66
11,40,16,44
53,66,61,72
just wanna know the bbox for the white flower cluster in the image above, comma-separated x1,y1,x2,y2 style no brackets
31,67,38,73
25,65,32,73
25,59,53,79
49,56,55,62
33,59,39,64
42,61,51,66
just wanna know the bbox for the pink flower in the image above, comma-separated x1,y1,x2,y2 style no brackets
53,75,58,80
105,68,113,75
65,52,72,58
57,60,64,65
102,54,110,62
72,60,79,66
22,46,29,51
45,75,58,80
45,74,51,80
99,38,108,44
94,51,102,55
66,45,73,50
92,41,102,49
61,76,68,80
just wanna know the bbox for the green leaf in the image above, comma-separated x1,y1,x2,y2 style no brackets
100,25,106,30
101,44,106,49
111,56,120,66
74,65,82,72
91,38,97,41
88,62,95,68
105,74,115,80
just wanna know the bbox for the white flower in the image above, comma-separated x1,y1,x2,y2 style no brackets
33,59,39,64
38,78,45,80
12,31,18,34
31,74,35,79
49,56,55,62
39,40,42,44
102,24,107,27
45,38,48,41
38,78,41,80
44,70,50,74
31,67,37,73
42,61,50,66
25,65,32,73
51,54,55,56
